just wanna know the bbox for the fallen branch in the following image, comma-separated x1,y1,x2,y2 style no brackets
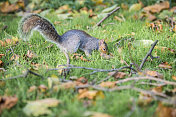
48,64,137,75
0,69,44,81
139,40,159,70
116,76,176,86
98,64,135,84
75,85,171,103
95,6,120,27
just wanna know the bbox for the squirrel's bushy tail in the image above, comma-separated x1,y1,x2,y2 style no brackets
18,14,60,43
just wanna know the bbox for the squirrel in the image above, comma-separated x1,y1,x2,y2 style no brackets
18,14,108,65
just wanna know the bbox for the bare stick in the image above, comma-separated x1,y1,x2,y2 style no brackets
0,69,44,81
139,82,165,86
75,85,176,106
139,40,158,70
116,76,176,86
76,85,170,99
48,64,137,74
95,6,120,27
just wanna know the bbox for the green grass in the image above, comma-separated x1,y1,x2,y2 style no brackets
0,11,175,117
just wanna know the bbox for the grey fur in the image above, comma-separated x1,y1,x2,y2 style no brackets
18,14,102,56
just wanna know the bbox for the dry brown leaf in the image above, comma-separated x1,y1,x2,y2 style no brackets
76,77,88,85
78,90,104,100
152,86,163,93
99,81,116,88
0,1,19,13
0,54,4,59
26,50,37,59
108,71,127,79
146,70,163,79
159,62,172,69
143,1,169,13
155,102,176,117
0,40,6,47
172,76,176,81
0,96,18,114
10,54,20,61
28,86,37,93
59,81,77,89
0,60,3,68
138,92,153,106
38,84,48,92
84,111,113,117
155,46,175,54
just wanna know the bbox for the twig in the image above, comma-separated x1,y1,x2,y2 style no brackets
139,81,165,86
76,85,170,101
48,64,137,75
139,40,158,70
98,64,136,84
0,69,44,81
95,6,120,27
116,76,176,86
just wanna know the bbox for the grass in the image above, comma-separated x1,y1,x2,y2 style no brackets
0,10,176,117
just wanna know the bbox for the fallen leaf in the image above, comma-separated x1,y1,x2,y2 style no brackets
108,71,127,79
28,86,37,93
84,111,113,117
152,86,163,93
101,5,118,13
26,50,38,59
0,96,18,114
38,84,48,92
78,90,104,100
92,0,104,5
138,92,153,106
159,62,172,69
48,75,60,89
10,54,20,61
0,60,3,68
0,40,6,47
155,102,176,117
145,70,163,79
0,81,5,87
172,76,176,81
121,3,128,10
143,1,169,13
76,77,88,85
99,81,116,88
133,40,154,47
23,98,60,116
155,46,175,54
0,1,19,13
129,3,142,12
59,81,77,89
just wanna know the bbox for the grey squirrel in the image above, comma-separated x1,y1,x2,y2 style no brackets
18,14,108,65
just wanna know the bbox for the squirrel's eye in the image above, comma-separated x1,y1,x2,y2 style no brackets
103,48,106,51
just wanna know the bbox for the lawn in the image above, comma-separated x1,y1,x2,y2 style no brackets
0,9,175,117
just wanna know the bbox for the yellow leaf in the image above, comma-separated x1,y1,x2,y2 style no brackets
99,81,116,88
78,90,104,100
23,98,60,116
172,76,176,81
92,0,103,5
129,3,142,12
